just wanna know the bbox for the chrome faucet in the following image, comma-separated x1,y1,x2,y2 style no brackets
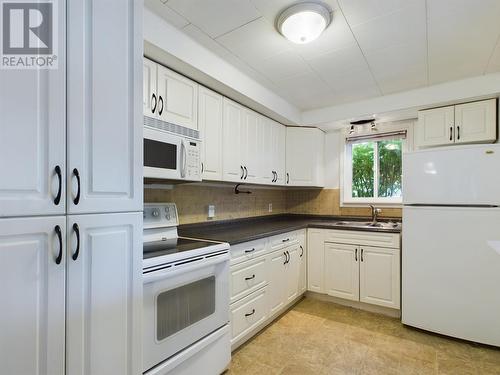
369,205,382,224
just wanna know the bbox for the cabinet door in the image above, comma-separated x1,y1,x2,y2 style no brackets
417,106,455,147
242,109,260,183
285,245,300,303
143,58,158,119
0,216,66,375
67,0,142,214
66,212,142,375
268,250,287,317
199,87,223,181
307,229,324,293
454,99,497,144
275,123,287,185
0,0,66,218
298,233,307,294
324,243,359,301
359,246,400,309
286,127,324,187
260,116,274,184
156,65,198,130
222,98,244,182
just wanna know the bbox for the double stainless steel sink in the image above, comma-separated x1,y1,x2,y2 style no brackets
333,220,401,230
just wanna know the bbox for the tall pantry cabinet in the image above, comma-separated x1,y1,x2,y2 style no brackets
0,1,143,375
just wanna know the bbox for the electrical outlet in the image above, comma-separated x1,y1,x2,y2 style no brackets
208,205,215,218
268,203,272,212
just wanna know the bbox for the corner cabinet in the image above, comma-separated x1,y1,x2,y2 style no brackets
67,0,143,214
417,99,497,148
286,127,325,187
308,229,401,310
199,87,223,180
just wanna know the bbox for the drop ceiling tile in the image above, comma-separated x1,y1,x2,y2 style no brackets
350,2,426,52
274,72,333,100
251,50,312,83
427,0,500,83
338,0,423,27
294,12,358,60
307,45,368,77
216,17,291,64
325,66,380,95
167,0,261,38
144,0,190,29
250,0,340,24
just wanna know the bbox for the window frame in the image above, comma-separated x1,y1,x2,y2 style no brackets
340,121,414,207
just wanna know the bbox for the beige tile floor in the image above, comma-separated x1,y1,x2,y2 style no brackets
226,298,500,375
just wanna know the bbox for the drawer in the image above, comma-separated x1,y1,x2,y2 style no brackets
230,287,268,343
324,229,400,249
230,238,267,265
269,230,299,251
230,256,267,303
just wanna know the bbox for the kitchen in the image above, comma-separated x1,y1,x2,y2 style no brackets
1,0,500,374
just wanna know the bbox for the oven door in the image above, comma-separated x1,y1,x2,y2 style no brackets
144,127,186,180
142,252,230,373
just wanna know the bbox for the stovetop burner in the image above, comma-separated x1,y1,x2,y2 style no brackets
143,237,220,259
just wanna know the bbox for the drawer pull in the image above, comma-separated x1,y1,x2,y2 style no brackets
300,245,304,257
245,309,255,317
245,274,256,281
244,248,256,253
282,238,290,243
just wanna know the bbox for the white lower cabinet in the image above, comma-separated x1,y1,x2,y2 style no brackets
66,212,142,375
308,229,401,310
324,243,359,301
0,216,66,375
229,230,306,349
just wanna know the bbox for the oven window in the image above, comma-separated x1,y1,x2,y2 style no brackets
144,139,177,169
156,276,216,341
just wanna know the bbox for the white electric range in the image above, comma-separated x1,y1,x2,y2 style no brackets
142,203,231,375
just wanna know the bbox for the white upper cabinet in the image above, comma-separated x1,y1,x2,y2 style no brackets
143,58,158,118
0,216,66,375
199,87,223,181
0,0,66,218
417,99,497,148
417,106,455,147
286,127,325,187
274,123,287,185
66,212,142,375
454,99,497,144
261,119,286,186
222,98,245,182
156,65,198,130
67,0,142,214
242,109,261,183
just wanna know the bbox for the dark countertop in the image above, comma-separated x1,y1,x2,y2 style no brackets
178,214,402,245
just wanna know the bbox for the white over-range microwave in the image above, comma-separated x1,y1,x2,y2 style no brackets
143,117,202,182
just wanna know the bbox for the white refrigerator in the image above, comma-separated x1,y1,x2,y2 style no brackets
402,144,500,347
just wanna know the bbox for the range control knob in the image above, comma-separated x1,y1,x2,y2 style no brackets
152,209,160,217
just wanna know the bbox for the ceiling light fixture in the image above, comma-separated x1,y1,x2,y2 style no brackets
276,2,332,44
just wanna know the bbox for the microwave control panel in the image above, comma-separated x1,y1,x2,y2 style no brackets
186,140,201,180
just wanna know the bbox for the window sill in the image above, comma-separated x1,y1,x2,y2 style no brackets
341,199,403,208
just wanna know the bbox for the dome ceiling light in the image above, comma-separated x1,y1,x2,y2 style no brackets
276,2,332,44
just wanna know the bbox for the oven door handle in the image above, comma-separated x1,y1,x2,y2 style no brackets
143,253,229,284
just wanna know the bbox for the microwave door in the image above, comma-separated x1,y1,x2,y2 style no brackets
143,128,181,180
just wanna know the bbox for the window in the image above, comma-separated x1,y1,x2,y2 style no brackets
343,130,406,205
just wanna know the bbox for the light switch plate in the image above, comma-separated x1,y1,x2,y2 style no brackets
208,204,215,218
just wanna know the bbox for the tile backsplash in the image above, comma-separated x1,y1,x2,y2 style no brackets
144,185,401,225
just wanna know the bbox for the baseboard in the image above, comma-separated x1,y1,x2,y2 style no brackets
306,291,401,318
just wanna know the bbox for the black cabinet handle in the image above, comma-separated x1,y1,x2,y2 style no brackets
361,248,364,262
282,238,290,243
244,248,255,253
54,165,62,205
245,309,255,317
240,166,244,179
355,248,358,262
201,162,204,174
287,251,290,263
457,126,460,140
449,126,453,141
73,168,80,205
245,274,255,281
300,245,304,257
158,96,164,116
72,223,80,261
286,173,289,184
151,93,157,113
283,251,287,265
244,166,248,180
55,225,62,265
274,171,278,182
